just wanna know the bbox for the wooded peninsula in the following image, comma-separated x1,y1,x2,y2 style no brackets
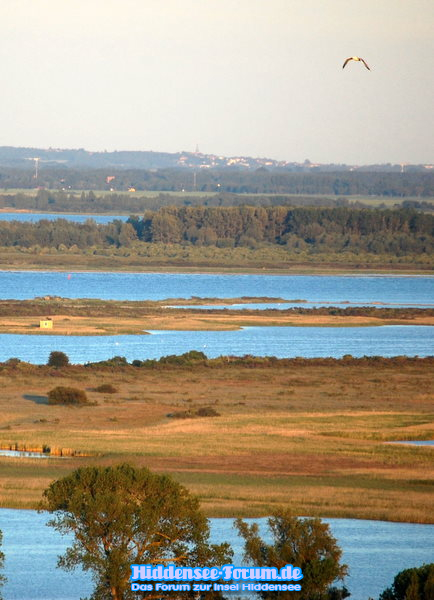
0,204,432,272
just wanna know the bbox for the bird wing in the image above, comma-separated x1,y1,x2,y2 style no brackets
360,58,371,70
342,57,352,69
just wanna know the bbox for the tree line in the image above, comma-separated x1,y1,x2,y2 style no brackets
0,207,431,259
1,190,434,216
0,189,358,214
0,167,433,196
128,206,433,251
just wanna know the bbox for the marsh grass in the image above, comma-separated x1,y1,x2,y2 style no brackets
0,359,432,521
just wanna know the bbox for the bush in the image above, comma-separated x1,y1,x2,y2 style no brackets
167,406,220,419
94,383,118,394
159,350,207,365
48,386,89,405
195,406,220,417
47,351,69,367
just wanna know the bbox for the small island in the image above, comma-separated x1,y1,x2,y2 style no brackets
0,297,433,335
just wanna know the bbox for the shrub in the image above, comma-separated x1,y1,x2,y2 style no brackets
159,350,207,365
5,358,22,367
48,386,89,405
47,351,70,368
195,406,220,417
167,406,220,419
94,383,118,394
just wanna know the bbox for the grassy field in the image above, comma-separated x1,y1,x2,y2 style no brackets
0,357,432,523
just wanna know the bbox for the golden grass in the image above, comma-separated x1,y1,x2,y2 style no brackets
0,310,433,335
0,360,432,522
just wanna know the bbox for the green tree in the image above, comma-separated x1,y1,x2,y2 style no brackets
235,509,348,600
424,565,434,600
379,564,434,600
404,572,419,600
41,464,232,600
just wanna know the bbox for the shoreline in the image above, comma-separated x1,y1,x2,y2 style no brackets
0,506,433,526
0,300,433,335
0,266,433,276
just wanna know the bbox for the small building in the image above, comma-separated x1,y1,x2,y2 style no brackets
39,318,53,329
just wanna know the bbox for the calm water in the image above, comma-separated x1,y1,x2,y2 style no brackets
0,325,433,364
387,441,434,447
0,272,433,306
1,509,433,600
0,450,50,458
168,301,434,309
0,212,128,224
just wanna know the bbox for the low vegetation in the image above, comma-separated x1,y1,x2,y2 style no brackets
0,355,432,523
94,383,118,394
47,386,89,406
167,406,220,419
47,350,69,367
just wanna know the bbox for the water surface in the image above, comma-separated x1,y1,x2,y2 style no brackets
0,449,50,458
386,440,434,447
0,325,432,364
0,212,128,224
0,272,432,306
1,509,434,600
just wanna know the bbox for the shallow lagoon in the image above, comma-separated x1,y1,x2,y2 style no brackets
0,212,127,224
0,325,433,364
1,271,433,306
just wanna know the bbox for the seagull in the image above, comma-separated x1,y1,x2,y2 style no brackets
342,56,371,70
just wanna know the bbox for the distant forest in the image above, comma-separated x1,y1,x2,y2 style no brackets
2,189,434,215
0,206,431,259
0,167,433,196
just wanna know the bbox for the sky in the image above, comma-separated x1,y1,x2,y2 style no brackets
0,0,433,165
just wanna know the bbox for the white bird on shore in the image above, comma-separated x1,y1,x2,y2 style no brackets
342,56,371,70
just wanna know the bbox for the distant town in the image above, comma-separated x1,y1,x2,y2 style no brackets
0,145,432,172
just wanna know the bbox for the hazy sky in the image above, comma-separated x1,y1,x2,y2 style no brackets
0,0,433,164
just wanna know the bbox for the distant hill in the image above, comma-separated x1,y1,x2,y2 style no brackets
0,146,431,173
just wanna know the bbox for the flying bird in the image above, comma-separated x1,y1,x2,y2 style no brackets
342,56,371,70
